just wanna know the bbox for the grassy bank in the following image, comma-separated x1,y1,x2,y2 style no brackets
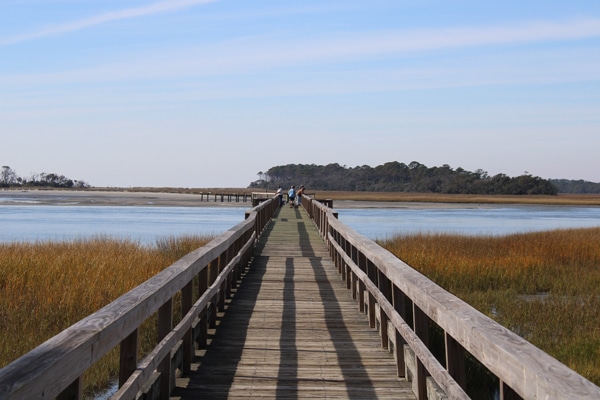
80,187,600,206
0,235,211,397
378,227,600,385
3,226,600,393
315,191,600,205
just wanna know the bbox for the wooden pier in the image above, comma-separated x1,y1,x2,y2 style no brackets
172,204,414,399
2,195,600,400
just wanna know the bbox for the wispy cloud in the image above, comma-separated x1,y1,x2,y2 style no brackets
0,0,219,46
244,18,600,65
2,17,600,90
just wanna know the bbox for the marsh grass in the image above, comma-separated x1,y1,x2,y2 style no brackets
378,227,600,385
88,187,600,206
315,191,600,205
0,235,211,397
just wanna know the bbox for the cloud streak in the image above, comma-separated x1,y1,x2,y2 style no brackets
2,17,600,93
0,0,219,46
242,18,600,66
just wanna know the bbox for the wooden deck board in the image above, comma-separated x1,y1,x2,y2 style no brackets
172,205,415,399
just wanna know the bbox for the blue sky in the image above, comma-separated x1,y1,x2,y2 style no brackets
1,0,599,188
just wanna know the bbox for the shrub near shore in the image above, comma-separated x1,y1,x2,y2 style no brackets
0,235,211,397
378,227,600,385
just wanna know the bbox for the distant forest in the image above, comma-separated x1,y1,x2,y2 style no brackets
548,179,600,194
0,165,89,189
249,162,600,195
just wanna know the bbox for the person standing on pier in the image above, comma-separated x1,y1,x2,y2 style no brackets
276,185,284,207
296,185,305,208
288,186,295,208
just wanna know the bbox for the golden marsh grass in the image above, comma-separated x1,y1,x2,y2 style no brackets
378,227,600,385
87,188,600,206
319,191,600,205
0,235,211,397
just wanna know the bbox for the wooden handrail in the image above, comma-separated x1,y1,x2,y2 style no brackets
305,195,600,399
0,197,279,400
3,194,598,399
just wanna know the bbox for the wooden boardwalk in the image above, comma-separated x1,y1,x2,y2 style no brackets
172,205,415,399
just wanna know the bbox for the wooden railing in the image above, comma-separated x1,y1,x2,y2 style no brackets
0,197,279,400
4,193,600,400
303,195,600,399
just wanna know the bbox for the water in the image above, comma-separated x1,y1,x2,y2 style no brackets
0,205,247,245
1,204,600,245
337,205,600,239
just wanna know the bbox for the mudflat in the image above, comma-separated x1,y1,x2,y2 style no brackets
0,189,494,209
0,189,249,207
2,189,591,209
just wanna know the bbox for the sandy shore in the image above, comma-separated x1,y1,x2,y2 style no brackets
0,189,251,207
0,189,495,209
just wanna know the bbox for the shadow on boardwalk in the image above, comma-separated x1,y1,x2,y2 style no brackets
172,206,414,399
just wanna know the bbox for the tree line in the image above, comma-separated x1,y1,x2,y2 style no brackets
549,179,600,194
0,165,90,189
249,161,565,195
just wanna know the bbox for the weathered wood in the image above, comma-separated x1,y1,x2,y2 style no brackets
445,333,466,391
319,198,600,400
173,205,414,399
119,329,139,387
113,232,257,399
0,200,272,400
3,194,599,400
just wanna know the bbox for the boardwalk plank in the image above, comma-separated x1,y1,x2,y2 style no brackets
172,206,415,399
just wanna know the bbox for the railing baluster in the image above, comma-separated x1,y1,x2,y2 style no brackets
413,305,429,400
56,377,83,400
368,292,376,329
209,258,219,328
182,282,193,375
119,329,139,388
393,286,407,377
158,298,173,399
500,381,523,400
378,270,391,350
445,333,466,391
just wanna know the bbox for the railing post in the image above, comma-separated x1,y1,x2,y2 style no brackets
368,292,376,329
414,305,430,400
56,377,83,400
393,286,407,378
182,281,194,375
366,259,378,328
196,266,209,349
351,269,357,300
445,333,466,392
119,328,139,388
209,258,219,328
378,271,390,350
358,253,367,313
158,299,173,399
218,251,227,312
500,381,522,400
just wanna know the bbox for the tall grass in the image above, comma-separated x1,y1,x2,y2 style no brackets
378,227,600,385
0,235,211,397
318,191,600,205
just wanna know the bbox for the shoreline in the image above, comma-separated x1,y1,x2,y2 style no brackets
0,189,584,209
0,189,248,208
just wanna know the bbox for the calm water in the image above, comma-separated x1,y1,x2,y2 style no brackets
1,204,600,244
338,205,600,239
0,205,247,245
